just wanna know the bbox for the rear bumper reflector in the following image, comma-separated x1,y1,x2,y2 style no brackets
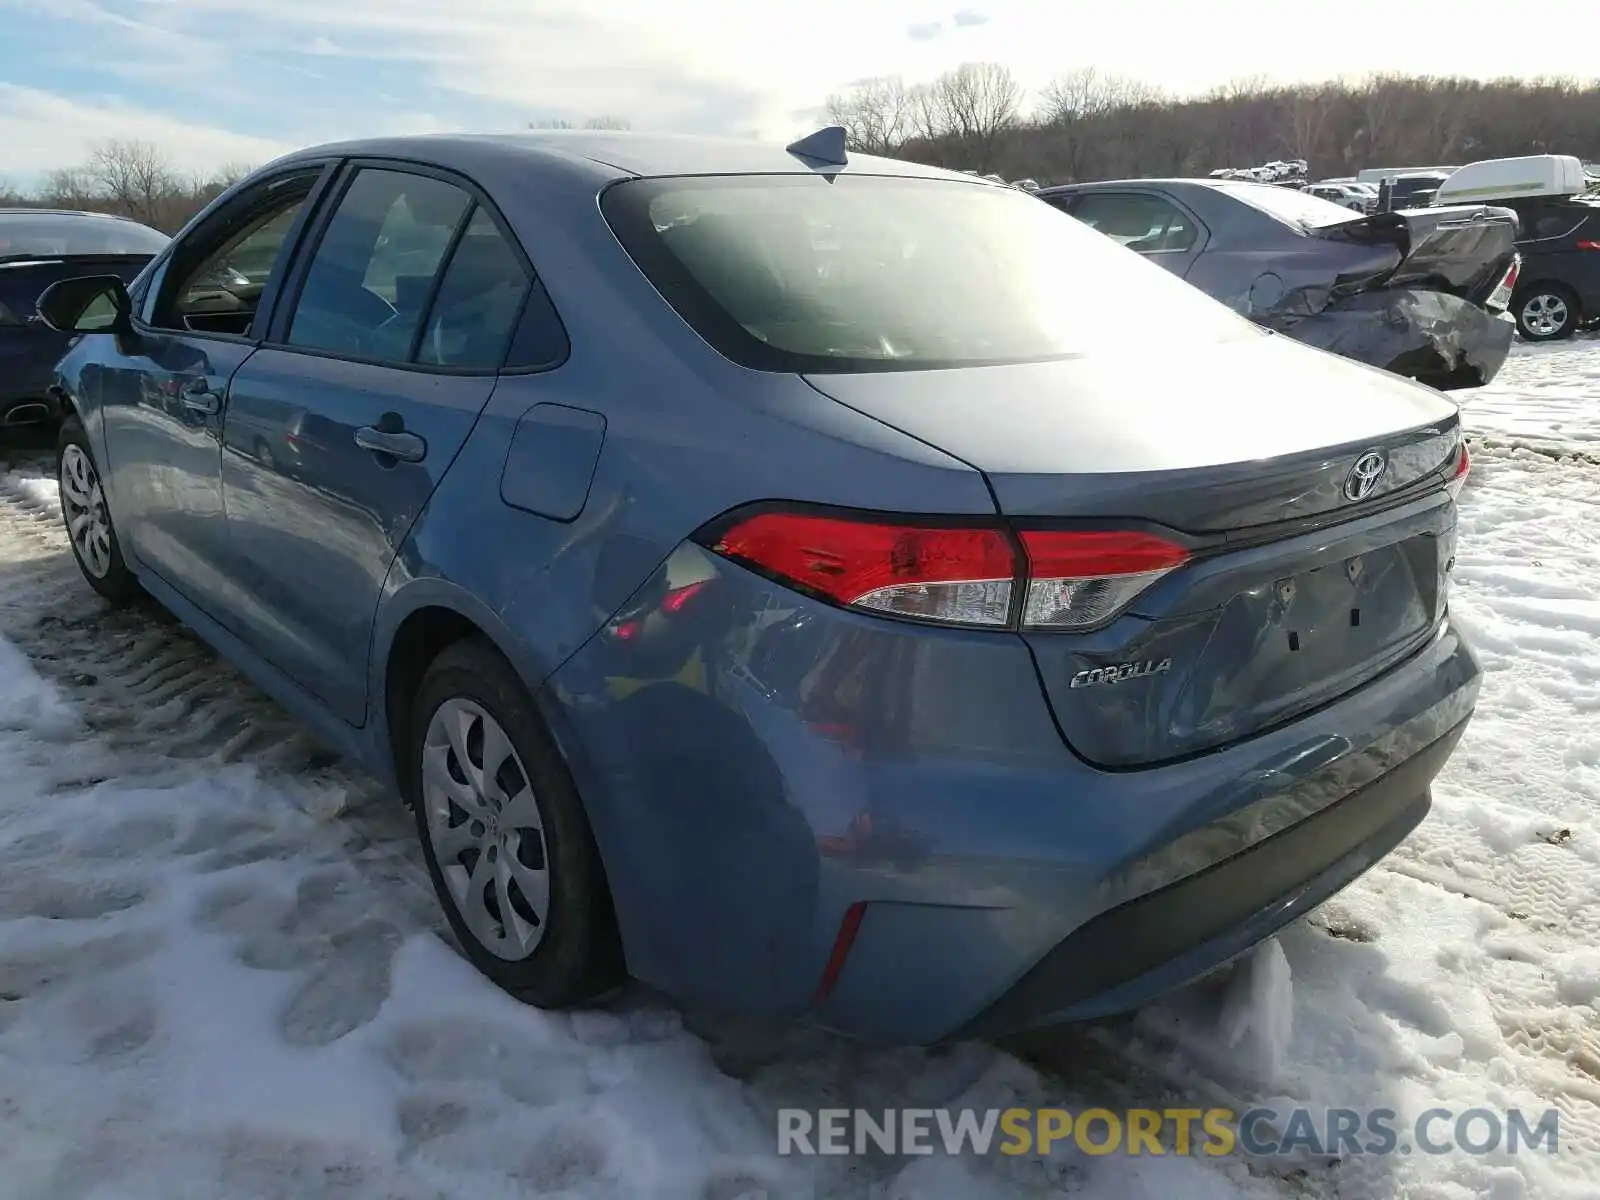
811,901,868,1007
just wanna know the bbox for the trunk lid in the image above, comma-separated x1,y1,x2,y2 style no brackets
1312,204,1520,306
804,333,1462,767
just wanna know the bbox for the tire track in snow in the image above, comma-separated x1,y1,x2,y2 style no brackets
1361,446,1600,1170
0,458,436,910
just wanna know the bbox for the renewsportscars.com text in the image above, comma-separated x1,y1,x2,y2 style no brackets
777,1106,1560,1158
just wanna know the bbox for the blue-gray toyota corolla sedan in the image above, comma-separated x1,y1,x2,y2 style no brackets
37,130,1480,1045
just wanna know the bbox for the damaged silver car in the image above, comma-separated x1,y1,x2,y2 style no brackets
1038,178,1520,390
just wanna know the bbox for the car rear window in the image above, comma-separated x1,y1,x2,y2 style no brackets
0,213,169,258
602,174,1255,374
1212,182,1361,230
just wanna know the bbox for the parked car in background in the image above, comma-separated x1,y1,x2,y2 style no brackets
1306,182,1376,212
0,209,168,426
1380,172,1452,211
39,131,1480,1046
1432,154,1600,341
1037,178,1520,389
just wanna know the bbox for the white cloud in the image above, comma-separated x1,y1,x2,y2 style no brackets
0,84,293,181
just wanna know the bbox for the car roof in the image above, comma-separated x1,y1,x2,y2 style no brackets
0,207,151,222
268,131,976,185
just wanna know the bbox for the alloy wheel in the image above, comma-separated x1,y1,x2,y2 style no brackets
421,697,551,961
1522,293,1570,338
60,444,114,579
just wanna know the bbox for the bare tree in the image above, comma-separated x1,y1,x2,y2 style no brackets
1037,68,1164,180
1039,68,1160,123
86,139,179,226
925,62,1024,170
1286,86,1334,161
825,76,915,155
37,166,100,212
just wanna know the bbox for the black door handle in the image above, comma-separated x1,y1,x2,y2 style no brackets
355,424,426,463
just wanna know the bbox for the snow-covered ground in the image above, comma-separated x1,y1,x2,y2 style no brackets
0,341,1595,1200
1459,331,1600,453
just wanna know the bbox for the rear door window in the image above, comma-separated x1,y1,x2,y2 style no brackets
1070,192,1198,252
1519,202,1586,241
414,208,531,369
285,168,471,364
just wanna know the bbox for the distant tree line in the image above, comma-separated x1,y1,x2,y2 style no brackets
825,68,1600,183
0,139,255,233
0,116,634,234
7,81,1596,230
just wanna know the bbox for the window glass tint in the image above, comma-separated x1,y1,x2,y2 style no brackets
1071,193,1198,251
157,179,314,336
1518,204,1584,240
602,175,1252,375
415,208,530,368
0,212,168,258
1214,181,1358,228
288,169,470,363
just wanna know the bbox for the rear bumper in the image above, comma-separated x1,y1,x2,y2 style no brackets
957,718,1461,1039
1284,289,1515,389
543,543,1481,1046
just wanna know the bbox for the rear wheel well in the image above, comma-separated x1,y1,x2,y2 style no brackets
384,606,485,784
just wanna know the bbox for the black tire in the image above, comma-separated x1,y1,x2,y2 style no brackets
1514,284,1580,342
57,417,140,605
403,637,624,1007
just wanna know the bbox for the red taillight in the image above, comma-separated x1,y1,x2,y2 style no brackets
1576,240,1600,251
1018,529,1190,629
706,509,1189,631
711,511,1016,626
1446,440,1470,500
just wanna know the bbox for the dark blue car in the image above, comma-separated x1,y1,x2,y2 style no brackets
0,208,168,426
37,131,1480,1045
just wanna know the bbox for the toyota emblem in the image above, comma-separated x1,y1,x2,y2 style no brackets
1342,451,1388,502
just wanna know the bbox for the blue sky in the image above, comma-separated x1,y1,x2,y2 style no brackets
1,0,1593,187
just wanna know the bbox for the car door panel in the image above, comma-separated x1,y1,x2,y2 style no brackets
219,351,495,724
97,166,332,619
215,163,525,727
99,335,255,607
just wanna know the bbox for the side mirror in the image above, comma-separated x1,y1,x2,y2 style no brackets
35,275,132,335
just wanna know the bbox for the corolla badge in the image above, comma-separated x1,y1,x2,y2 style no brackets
1342,450,1388,502
1070,658,1173,689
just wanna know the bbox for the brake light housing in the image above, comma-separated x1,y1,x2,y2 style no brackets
1485,256,1520,313
701,507,1191,631
1446,439,1471,500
